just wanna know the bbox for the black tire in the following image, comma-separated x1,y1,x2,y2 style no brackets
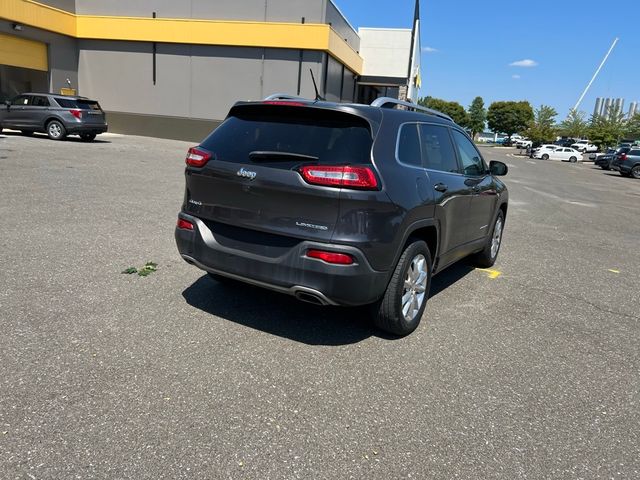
21,130,34,136
542,154,549,160
370,240,432,336
80,133,97,142
631,165,640,179
569,156,577,163
46,120,66,140
472,210,505,268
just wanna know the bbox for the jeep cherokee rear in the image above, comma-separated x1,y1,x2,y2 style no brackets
175,96,508,336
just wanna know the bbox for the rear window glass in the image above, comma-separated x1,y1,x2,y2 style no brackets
629,149,640,156
55,98,102,110
200,106,372,166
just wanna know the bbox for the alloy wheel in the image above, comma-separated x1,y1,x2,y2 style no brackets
491,217,503,259
49,123,62,138
402,254,428,322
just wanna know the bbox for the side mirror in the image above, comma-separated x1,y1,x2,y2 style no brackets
489,160,508,176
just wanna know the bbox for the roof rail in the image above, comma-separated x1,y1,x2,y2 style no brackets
263,93,309,101
371,97,454,122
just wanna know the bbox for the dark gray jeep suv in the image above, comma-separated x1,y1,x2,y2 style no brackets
0,93,108,141
175,96,508,335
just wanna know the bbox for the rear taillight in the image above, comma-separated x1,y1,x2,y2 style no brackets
186,147,212,167
70,109,82,119
619,153,628,161
299,165,378,190
177,218,194,230
306,249,354,265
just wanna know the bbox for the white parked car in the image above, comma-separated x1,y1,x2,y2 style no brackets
531,144,557,156
571,140,598,153
515,138,532,148
534,147,583,162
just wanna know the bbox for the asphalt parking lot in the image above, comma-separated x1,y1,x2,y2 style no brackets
1,132,639,479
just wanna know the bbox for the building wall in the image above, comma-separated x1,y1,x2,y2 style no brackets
77,40,330,139
38,0,76,13
325,1,360,52
0,21,78,94
74,0,325,23
78,40,327,120
358,28,411,78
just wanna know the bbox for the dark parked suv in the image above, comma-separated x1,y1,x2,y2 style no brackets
175,96,509,335
0,93,108,141
612,148,640,178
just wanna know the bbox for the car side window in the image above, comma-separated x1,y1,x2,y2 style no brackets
11,95,31,106
32,96,50,107
419,124,459,173
451,129,486,176
397,124,422,168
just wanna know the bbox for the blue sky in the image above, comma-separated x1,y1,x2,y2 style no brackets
336,0,640,119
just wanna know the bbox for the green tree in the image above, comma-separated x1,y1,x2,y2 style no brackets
624,113,640,140
467,96,486,140
588,105,626,149
486,101,534,137
558,109,588,138
523,105,557,145
417,96,469,127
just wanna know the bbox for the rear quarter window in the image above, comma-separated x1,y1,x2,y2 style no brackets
200,106,372,167
55,98,102,110
397,124,422,167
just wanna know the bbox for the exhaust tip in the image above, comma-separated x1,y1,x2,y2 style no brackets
295,291,325,305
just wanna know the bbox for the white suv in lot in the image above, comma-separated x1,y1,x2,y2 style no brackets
571,140,597,153
515,138,532,148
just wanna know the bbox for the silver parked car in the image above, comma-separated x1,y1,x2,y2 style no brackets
0,92,108,141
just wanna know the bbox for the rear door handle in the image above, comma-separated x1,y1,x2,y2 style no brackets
434,183,448,192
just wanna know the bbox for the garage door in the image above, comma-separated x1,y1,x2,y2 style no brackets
0,32,48,71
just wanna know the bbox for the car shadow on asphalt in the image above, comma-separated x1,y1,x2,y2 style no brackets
0,131,111,143
182,261,474,345
182,275,385,345
429,262,475,298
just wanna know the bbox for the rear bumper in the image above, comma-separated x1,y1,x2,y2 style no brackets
66,123,108,134
175,213,389,306
619,164,633,174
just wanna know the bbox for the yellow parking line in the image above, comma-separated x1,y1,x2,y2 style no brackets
608,269,620,274
476,268,502,279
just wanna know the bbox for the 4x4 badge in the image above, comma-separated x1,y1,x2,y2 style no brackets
237,168,257,180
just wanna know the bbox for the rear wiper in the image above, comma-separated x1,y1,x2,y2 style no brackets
249,151,319,162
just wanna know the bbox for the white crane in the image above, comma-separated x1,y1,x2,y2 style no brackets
571,37,619,113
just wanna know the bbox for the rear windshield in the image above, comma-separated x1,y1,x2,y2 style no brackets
55,98,102,110
200,106,372,166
